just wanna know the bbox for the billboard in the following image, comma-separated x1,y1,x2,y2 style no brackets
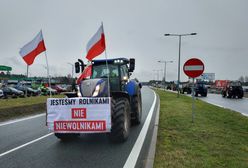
198,73,215,81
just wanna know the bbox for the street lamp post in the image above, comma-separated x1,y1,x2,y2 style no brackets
67,63,74,79
158,60,173,90
153,69,162,87
164,33,197,97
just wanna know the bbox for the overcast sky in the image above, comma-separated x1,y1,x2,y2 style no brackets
0,0,248,82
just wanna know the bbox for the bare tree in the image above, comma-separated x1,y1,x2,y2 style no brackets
238,76,244,83
245,76,248,83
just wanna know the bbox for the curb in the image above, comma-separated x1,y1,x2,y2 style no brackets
145,93,160,168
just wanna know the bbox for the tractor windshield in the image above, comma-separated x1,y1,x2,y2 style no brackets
91,64,119,79
230,81,242,87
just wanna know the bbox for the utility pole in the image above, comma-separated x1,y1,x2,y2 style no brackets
164,33,197,97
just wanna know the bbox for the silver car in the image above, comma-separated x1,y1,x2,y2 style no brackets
0,89,3,98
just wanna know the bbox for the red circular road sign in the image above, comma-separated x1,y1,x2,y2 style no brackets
183,58,204,78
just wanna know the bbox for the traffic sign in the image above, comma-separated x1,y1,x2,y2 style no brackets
183,58,204,78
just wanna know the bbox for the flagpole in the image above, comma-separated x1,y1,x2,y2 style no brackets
44,50,52,97
101,22,110,97
26,65,29,97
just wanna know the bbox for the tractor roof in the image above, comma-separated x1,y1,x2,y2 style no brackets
92,58,129,65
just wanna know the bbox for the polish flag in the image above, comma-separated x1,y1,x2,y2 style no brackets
86,25,106,61
19,31,46,65
76,65,92,84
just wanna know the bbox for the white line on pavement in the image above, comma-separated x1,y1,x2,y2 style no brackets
0,113,45,127
123,91,157,168
208,102,225,109
242,113,248,117
0,132,53,157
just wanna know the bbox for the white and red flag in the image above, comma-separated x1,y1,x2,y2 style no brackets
19,30,46,65
76,64,92,84
86,25,106,61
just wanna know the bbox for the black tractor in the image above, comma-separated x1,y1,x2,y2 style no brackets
180,83,192,94
55,58,142,142
222,81,243,99
195,82,207,97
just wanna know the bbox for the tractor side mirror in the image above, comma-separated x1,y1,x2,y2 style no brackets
78,59,85,72
75,62,80,73
129,58,135,72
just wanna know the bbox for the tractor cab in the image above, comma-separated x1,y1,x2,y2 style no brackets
75,58,136,97
91,58,133,92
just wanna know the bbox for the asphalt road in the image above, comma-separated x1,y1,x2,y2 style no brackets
197,93,248,116
0,86,158,168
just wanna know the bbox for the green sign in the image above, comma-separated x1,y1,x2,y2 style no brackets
0,65,12,71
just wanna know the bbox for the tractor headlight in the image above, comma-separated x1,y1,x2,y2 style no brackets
92,84,101,97
76,85,82,97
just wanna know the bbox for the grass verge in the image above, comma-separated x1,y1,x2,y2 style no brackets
154,89,248,168
244,93,248,98
0,95,64,122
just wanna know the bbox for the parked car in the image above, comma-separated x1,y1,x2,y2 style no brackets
222,81,243,99
47,87,58,95
2,86,24,98
243,86,248,93
0,89,4,98
15,85,40,96
51,85,66,93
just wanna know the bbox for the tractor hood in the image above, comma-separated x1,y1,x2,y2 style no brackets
79,78,108,97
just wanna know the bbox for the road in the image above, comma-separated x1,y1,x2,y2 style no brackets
0,86,158,168
198,93,248,116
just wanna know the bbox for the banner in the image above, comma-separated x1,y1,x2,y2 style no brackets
47,97,111,133
215,80,229,88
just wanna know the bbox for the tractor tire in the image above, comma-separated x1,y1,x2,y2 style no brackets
222,91,226,98
110,98,131,142
238,93,243,99
131,91,142,125
227,92,232,98
55,133,80,141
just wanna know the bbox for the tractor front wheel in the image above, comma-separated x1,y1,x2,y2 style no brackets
110,98,130,142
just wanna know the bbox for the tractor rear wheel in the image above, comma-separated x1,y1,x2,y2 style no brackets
131,91,142,125
238,93,243,99
110,98,130,142
227,92,232,98
222,91,226,98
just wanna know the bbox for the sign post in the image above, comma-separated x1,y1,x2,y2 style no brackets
183,58,204,123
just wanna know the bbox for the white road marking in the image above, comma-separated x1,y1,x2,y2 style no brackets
184,65,203,71
0,113,45,127
0,133,53,157
123,91,157,168
208,102,225,109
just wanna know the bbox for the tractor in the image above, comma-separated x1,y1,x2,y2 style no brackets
55,58,142,142
194,81,208,97
222,81,244,99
